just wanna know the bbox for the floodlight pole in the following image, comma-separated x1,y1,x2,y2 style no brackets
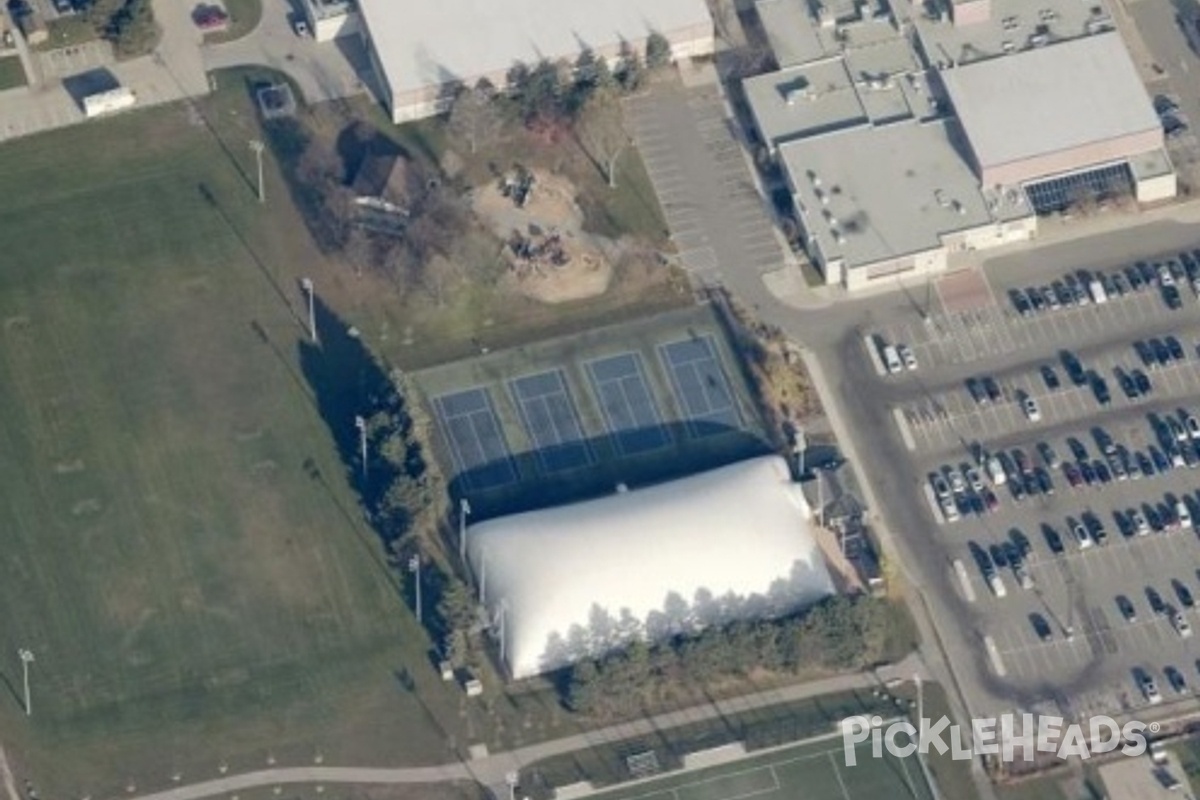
793,426,807,478
915,672,923,728
249,139,265,204
409,555,422,625
354,415,367,480
458,498,472,562
18,649,33,717
505,770,518,800
300,278,317,343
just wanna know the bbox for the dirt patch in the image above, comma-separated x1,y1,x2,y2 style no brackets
472,168,614,303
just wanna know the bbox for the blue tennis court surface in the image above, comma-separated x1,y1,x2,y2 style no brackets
510,370,592,473
431,388,518,490
587,353,670,455
660,337,742,437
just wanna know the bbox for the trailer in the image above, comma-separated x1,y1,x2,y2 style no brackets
83,87,137,118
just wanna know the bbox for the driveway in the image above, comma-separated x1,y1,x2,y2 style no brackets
202,0,373,103
624,76,792,288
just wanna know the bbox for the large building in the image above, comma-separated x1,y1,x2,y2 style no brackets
465,456,835,679
744,0,1175,291
350,0,714,122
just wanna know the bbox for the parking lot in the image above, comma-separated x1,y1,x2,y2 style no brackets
859,246,1200,722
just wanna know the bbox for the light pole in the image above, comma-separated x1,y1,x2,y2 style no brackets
505,771,519,800
354,415,367,480
793,425,807,478
300,278,317,343
409,554,422,625
18,649,33,716
249,139,265,203
458,498,472,561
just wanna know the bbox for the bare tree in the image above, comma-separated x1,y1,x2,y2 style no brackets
447,83,503,155
576,89,632,189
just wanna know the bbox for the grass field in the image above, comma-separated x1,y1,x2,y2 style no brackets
0,88,483,797
203,0,263,44
0,69,705,800
0,56,27,90
588,733,935,800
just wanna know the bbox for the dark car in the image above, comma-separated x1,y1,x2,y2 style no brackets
966,376,988,404
1127,265,1145,291
1138,450,1156,478
1165,284,1183,310
1174,579,1195,609
1166,666,1188,694
1030,613,1053,642
1092,374,1111,406
1041,364,1061,391
1167,335,1186,361
1080,460,1097,485
1135,340,1157,369
1035,467,1054,495
1093,459,1111,484
1116,367,1138,399
1010,528,1032,557
1062,350,1087,385
1067,437,1089,461
1147,587,1167,615
1117,594,1137,622
984,376,1002,403
1010,288,1032,316
1151,445,1171,473
1043,524,1065,555
990,544,1009,569
1156,94,1180,115
1133,369,1152,396
1150,338,1172,367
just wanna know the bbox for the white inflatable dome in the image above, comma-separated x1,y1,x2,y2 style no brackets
465,456,836,679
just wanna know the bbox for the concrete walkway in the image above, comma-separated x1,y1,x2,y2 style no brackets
125,668,899,800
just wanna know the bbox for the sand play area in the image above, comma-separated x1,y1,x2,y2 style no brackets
471,168,614,303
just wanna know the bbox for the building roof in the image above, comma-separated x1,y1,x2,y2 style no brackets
357,0,711,98
940,32,1160,173
744,62,868,150
913,0,1117,69
781,119,996,270
465,456,835,679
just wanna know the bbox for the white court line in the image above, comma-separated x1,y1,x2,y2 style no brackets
826,752,853,800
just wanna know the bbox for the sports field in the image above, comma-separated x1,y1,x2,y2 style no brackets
591,734,935,800
0,87,479,795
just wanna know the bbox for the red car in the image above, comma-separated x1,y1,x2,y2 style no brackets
1062,462,1082,488
193,6,229,30
982,488,1000,513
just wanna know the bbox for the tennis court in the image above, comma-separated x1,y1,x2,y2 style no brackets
510,370,593,473
586,352,671,455
431,387,518,489
589,734,934,800
660,336,741,437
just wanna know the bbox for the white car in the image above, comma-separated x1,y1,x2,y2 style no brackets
1141,674,1163,705
987,456,1007,486
882,344,903,374
1173,611,1193,639
1072,522,1094,550
940,497,960,523
898,344,918,371
1022,395,1041,422
1178,501,1193,530
1160,263,1176,287
1132,510,1150,536
949,469,966,495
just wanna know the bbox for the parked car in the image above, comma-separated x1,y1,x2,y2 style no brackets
1138,669,1163,704
1117,594,1137,622
898,343,918,371
1021,394,1041,422
1041,365,1060,391
1030,613,1053,641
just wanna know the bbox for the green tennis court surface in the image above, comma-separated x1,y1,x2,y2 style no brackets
589,733,935,800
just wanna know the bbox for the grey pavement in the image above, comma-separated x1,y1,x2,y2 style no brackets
624,77,792,288
202,0,373,104
123,668,891,800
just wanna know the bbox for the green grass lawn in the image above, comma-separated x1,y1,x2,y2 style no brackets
0,56,27,90
204,0,263,44
37,15,97,51
0,94,487,798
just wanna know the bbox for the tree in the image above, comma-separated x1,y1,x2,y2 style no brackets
645,32,672,70
576,89,632,188
447,83,503,155
514,59,566,123
568,49,614,113
615,49,644,92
